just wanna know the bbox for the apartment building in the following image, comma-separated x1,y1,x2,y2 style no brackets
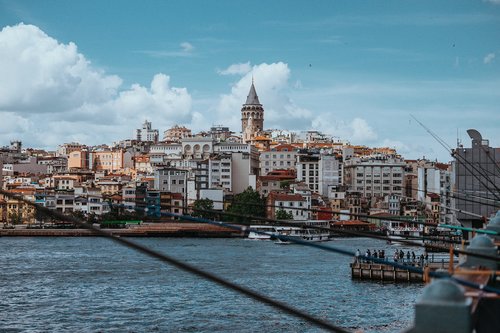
267,192,310,221
209,154,232,191
417,162,453,224
295,152,342,196
259,144,297,176
154,168,188,194
91,149,134,172
344,155,405,199
136,120,159,143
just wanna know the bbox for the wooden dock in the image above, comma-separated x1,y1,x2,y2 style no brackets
350,261,447,283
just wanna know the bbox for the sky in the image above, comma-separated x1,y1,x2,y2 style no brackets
0,0,499,162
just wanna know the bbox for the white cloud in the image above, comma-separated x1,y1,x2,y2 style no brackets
351,118,378,142
0,23,122,113
484,52,496,64
379,139,410,155
0,23,193,148
311,116,378,144
180,42,194,52
137,42,195,58
213,62,313,132
483,0,500,4
217,62,252,76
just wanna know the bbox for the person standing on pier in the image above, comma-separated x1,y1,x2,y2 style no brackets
355,249,360,263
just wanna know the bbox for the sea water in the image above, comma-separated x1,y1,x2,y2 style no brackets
0,237,423,332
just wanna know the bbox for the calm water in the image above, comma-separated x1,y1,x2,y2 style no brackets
0,237,424,332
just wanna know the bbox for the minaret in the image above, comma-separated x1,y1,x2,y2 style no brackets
241,80,264,143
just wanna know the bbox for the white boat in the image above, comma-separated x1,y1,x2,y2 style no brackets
248,221,332,243
384,219,424,243
247,225,283,240
274,220,332,244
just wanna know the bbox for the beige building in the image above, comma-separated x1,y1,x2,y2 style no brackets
68,150,89,170
57,142,85,157
164,125,192,142
91,149,133,172
259,144,297,176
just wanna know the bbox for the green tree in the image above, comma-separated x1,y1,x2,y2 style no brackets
226,187,266,223
100,201,142,222
9,211,22,225
279,180,292,190
275,208,294,220
191,198,215,220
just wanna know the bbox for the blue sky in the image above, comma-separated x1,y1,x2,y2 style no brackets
0,0,499,161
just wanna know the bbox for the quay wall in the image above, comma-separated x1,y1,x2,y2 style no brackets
0,223,240,238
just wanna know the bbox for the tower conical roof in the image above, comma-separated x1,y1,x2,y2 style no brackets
245,82,261,105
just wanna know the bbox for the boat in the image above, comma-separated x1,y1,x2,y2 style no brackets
248,220,332,243
247,225,283,240
274,220,332,244
423,230,462,253
384,218,424,244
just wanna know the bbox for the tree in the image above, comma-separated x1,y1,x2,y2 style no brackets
100,201,142,222
191,198,215,220
226,187,266,223
279,180,292,190
8,211,22,225
276,208,294,220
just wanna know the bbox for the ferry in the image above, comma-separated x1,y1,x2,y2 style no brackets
384,218,424,243
248,220,332,243
274,220,332,244
247,225,283,240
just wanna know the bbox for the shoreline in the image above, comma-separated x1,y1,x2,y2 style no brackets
0,222,243,238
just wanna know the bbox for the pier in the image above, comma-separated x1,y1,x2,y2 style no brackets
350,261,448,283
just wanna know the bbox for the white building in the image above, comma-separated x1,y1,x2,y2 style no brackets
209,154,232,191
295,153,342,196
418,163,453,224
344,155,405,198
182,137,214,160
136,120,159,143
268,192,310,221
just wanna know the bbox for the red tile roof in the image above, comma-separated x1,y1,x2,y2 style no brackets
269,193,305,202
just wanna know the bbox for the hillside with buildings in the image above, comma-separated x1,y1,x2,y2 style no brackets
1,83,498,233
